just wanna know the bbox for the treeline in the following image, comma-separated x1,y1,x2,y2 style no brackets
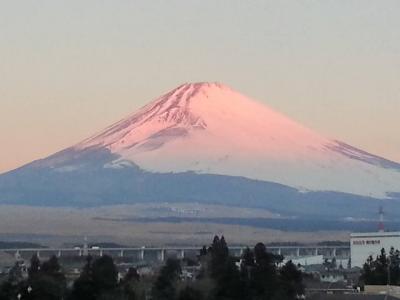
0,236,304,300
0,255,67,300
0,242,45,249
361,247,400,286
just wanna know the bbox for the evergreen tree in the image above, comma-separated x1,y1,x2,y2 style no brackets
240,247,255,300
70,255,118,300
389,247,400,285
279,260,304,299
211,256,245,300
209,235,230,278
28,254,41,279
200,246,208,257
92,255,119,292
152,258,181,300
41,255,66,288
362,247,400,285
207,236,245,300
120,267,140,300
69,256,96,300
251,243,281,300
17,255,67,300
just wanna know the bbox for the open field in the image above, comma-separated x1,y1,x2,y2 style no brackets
0,204,350,247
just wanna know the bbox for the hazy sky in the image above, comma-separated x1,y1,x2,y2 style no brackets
1,0,399,173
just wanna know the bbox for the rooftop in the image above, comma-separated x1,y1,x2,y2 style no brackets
350,231,400,238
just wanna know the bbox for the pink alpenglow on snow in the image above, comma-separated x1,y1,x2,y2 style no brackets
75,82,400,198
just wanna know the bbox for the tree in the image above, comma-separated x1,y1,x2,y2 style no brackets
209,235,230,278
178,286,203,300
250,242,283,300
41,256,62,275
389,247,400,285
70,256,96,300
200,246,208,257
211,256,245,300
8,262,24,285
41,255,66,287
279,260,304,299
123,267,140,283
361,247,400,286
120,267,140,300
28,254,41,279
238,242,304,300
70,255,118,300
16,255,67,300
204,236,246,300
362,248,389,285
241,247,255,279
92,255,119,292
152,259,182,300
71,274,96,300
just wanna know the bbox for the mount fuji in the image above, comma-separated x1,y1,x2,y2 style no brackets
1,82,400,220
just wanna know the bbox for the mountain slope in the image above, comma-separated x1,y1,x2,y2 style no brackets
1,82,399,219
56,82,400,197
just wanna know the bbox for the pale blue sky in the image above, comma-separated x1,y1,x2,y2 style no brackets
1,0,399,172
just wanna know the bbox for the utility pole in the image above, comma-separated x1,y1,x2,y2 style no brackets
83,236,89,256
387,255,391,296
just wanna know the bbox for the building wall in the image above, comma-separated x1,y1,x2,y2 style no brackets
365,285,400,297
350,232,400,267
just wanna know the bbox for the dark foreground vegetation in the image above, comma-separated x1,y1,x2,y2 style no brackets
361,247,400,286
0,236,304,300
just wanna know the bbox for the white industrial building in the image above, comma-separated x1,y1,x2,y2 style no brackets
350,231,400,267
284,255,324,266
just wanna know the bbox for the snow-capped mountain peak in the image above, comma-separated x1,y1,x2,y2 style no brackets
69,82,400,198
1,82,400,218
77,82,326,155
